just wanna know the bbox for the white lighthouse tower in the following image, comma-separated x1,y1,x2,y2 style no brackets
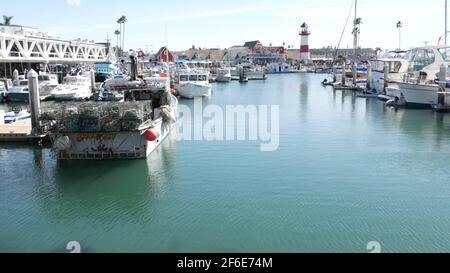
299,22,311,64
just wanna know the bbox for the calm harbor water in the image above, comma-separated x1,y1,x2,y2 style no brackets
1,73,450,253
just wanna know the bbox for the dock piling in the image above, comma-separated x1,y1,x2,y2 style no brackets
342,66,346,86
383,62,389,94
13,69,19,82
28,69,41,135
366,62,372,91
352,62,357,86
439,64,447,91
332,65,337,83
90,69,96,92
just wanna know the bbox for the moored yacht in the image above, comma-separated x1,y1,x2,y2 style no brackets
6,74,58,102
175,69,212,99
371,50,410,96
7,80,30,102
215,68,232,82
238,63,267,80
38,74,59,100
51,74,92,101
388,46,450,108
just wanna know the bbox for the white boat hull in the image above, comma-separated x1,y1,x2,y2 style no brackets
7,92,29,102
177,82,212,99
215,74,232,82
52,88,91,101
398,82,440,108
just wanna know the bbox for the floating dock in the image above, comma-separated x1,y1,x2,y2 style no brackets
333,85,364,92
0,119,47,143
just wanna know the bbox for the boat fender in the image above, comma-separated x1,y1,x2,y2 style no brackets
54,136,71,150
145,129,160,142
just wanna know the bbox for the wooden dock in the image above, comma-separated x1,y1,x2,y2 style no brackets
0,119,47,143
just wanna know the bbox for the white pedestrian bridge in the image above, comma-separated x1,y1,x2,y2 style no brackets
0,25,111,63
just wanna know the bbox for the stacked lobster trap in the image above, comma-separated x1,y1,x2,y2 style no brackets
40,101,153,133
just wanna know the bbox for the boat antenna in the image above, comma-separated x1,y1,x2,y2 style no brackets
332,0,355,65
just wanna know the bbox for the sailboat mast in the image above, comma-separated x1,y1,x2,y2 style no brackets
352,0,358,85
353,0,358,64
446,0,448,45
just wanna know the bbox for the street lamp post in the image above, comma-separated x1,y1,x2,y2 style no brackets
397,21,403,50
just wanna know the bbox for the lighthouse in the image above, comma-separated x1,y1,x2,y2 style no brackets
299,22,311,64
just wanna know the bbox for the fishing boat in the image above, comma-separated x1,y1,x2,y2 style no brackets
42,57,178,160
215,68,232,82
51,74,92,101
175,69,212,99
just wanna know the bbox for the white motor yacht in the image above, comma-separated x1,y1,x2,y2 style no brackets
52,75,92,101
215,68,232,83
389,46,450,108
175,69,212,99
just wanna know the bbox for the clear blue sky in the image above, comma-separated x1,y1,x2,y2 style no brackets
1,0,446,52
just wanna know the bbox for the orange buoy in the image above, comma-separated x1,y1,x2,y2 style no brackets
144,129,160,142
159,72,169,78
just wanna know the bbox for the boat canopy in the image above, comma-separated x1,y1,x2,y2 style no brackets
175,59,212,65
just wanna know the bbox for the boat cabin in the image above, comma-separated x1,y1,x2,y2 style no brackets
178,72,208,83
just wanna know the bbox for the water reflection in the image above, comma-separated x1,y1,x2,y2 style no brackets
29,133,178,251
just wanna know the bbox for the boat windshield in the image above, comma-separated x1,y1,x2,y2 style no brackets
189,75,198,81
180,75,189,82
409,48,436,71
38,76,50,81
198,75,207,81
14,80,28,86
439,47,450,62
64,77,87,84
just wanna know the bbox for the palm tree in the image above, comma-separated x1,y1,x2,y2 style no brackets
116,17,123,50
117,15,127,51
114,30,121,50
2,15,13,26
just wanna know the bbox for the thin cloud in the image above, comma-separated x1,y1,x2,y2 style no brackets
132,6,280,25
66,0,81,6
